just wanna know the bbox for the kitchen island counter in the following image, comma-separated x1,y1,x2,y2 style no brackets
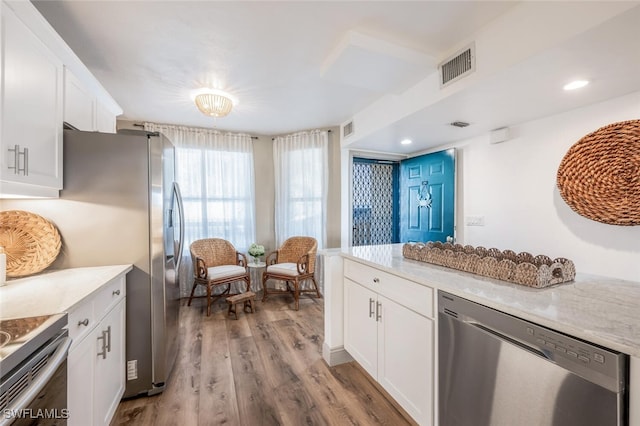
321,244,640,425
0,265,133,319
322,244,640,358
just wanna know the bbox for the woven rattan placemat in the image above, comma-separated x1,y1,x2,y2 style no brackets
557,120,640,226
0,210,61,278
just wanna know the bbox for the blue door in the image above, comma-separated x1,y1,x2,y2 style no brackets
400,149,455,243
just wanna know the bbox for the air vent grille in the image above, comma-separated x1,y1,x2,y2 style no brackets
440,43,475,87
343,121,354,138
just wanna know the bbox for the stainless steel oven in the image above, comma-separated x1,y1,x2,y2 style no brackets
438,291,627,426
0,314,70,426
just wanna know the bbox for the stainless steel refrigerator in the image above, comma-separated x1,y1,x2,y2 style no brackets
7,128,185,398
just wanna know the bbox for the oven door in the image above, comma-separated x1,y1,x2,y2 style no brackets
1,331,71,426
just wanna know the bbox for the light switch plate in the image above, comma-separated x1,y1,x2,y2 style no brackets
465,216,485,226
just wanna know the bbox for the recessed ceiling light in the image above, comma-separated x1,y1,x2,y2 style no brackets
400,139,412,145
563,80,589,91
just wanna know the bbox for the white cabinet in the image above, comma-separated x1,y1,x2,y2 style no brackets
343,259,434,426
67,275,126,426
1,2,63,197
64,68,118,133
0,1,121,198
64,69,95,131
93,299,125,425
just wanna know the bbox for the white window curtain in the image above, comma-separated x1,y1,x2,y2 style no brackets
273,130,328,249
144,122,256,296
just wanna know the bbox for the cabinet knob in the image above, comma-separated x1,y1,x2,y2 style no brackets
373,278,380,283
78,318,89,327
113,289,121,296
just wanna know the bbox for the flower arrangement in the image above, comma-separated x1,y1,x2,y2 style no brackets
248,243,265,263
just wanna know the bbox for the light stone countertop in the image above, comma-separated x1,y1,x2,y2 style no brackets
321,244,640,357
0,265,133,319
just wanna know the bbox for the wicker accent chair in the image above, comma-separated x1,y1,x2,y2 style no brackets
188,238,250,316
261,236,321,310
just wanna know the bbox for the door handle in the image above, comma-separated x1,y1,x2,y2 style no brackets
369,298,375,318
376,302,382,322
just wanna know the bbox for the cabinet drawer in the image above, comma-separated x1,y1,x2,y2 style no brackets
68,298,94,347
344,259,433,318
94,276,125,319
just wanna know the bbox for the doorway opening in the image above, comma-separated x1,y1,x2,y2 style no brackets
351,158,399,246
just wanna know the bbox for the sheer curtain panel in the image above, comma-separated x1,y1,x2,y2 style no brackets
273,130,328,249
144,122,256,297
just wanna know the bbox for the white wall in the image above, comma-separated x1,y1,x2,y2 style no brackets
459,90,640,282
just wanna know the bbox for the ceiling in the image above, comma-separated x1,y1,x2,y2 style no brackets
33,1,640,154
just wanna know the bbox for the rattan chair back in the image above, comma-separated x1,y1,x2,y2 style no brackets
277,236,317,273
190,238,240,270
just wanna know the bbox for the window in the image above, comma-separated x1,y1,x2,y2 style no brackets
273,130,328,248
145,123,256,294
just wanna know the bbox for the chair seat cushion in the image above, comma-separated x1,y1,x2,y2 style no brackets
266,262,300,277
207,265,247,280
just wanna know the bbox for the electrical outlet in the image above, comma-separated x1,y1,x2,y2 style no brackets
465,216,485,226
127,360,138,380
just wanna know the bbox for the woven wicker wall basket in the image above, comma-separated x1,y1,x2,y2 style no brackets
557,119,640,226
0,210,62,278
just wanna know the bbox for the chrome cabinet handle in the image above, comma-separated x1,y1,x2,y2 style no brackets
105,325,112,353
369,298,375,318
97,331,107,359
77,318,89,327
8,145,19,174
113,289,121,296
373,278,380,283
22,147,28,176
376,302,382,321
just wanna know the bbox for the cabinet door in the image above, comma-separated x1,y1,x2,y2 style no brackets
64,68,95,131
95,101,116,133
1,4,63,189
378,295,434,426
344,278,378,378
93,299,125,425
67,331,95,426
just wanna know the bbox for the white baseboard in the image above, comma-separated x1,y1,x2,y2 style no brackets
322,343,353,366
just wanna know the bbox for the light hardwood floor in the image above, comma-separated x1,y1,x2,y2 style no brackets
112,292,415,426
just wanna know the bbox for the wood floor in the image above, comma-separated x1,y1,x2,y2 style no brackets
111,292,415,426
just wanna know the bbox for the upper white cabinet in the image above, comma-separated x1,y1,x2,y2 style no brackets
64,68,117,133
0,0,121,198
1,2,63,197
64,68,95,131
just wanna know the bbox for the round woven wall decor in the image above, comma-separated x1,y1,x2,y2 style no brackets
0,210,62,277
557,120,640,226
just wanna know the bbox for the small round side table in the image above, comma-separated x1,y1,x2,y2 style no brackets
247,261,266,292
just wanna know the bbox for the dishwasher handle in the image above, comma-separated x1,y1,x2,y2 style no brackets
469,321,550,360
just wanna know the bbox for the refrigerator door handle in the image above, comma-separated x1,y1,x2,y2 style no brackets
173,182,185,273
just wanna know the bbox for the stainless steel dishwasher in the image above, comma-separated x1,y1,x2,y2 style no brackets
438,291,627,426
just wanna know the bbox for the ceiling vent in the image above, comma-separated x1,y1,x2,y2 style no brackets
439,43,475,87
343,120,354,138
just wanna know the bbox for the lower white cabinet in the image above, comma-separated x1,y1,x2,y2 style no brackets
67,276,126,426
344,260,434,426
